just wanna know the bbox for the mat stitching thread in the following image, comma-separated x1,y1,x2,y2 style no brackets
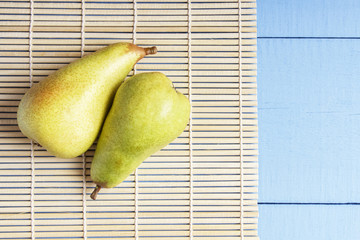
238,1,244,239
82,151,87,240
80,0,87,238
80,0,86,56
29,0,35,238
133,1,139,239
187,1,194,239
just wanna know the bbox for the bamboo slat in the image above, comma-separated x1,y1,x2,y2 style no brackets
0,0,258,239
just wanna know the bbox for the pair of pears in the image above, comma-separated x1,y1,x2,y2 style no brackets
17,43,190,199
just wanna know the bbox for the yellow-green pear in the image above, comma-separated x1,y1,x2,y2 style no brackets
90,72,190,200
17,43,157,159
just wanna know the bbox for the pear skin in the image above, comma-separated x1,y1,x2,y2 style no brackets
17,43,157,159
90,72,190,199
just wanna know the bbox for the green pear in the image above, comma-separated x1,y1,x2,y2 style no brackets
17,43,157,159
90,72,190,200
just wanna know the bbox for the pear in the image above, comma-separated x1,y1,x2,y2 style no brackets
17,43,157,159
90,72,190,200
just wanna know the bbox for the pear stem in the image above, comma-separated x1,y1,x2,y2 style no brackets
144,46,157,55
90,185,101,200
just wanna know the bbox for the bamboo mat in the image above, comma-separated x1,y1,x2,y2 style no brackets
0,0,258,239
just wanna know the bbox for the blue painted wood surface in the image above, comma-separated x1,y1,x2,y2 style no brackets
258,0,360,37
259,204,360,240
258,39,360,203
257,0,360,239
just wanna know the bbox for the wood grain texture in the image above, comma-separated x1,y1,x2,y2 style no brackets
258,0,360,239
259,204,360,240
258,38,360,203
258,0,360,37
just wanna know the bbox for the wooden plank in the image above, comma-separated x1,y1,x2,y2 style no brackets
258,39,360,202
259,204,360,240
258,0,360,37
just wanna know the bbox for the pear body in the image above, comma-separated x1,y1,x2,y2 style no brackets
17,43,156,158
91,72,190,191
